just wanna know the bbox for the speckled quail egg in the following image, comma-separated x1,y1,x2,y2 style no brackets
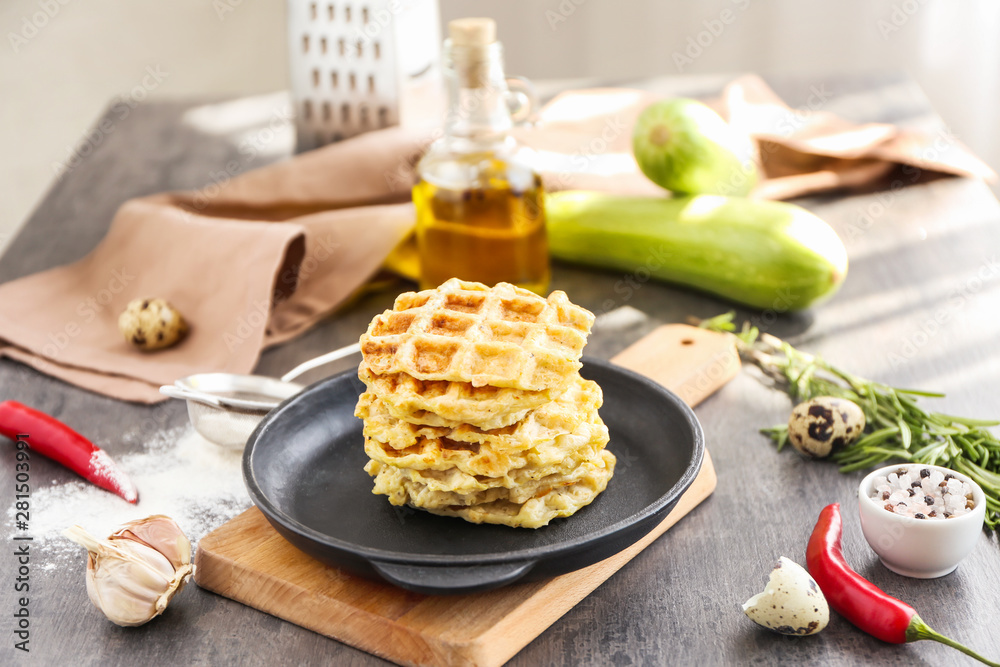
742,557,829,636
118,298,189,351
788,396,866,459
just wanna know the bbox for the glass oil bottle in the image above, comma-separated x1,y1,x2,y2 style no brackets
412,18,550,294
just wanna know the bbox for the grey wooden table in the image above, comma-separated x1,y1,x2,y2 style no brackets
2,72,999,666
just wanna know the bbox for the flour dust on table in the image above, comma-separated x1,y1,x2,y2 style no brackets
4,426,250,568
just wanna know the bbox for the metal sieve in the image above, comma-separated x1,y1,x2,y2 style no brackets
160,343,360,450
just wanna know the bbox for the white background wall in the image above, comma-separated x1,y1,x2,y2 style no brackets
2,0,998,256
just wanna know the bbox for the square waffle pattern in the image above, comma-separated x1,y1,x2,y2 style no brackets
361,278,595,391
355,279,615,528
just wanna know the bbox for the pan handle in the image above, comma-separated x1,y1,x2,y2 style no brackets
369,559,536,595
280,342,361,383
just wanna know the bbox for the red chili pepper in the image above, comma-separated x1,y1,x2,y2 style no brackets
0,400,138,504
807,503,997,666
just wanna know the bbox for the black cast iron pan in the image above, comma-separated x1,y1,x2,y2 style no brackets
243,357,704,595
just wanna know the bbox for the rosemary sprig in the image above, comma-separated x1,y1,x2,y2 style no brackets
699,312,1000,530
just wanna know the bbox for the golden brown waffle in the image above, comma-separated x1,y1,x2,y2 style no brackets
365,449,615,509
428,476,614,529
360,278,595,391
365,450,616,529
363,411,609,479
355,279,614,528
358,363,555,430
367,444,613,498
356,374,603,451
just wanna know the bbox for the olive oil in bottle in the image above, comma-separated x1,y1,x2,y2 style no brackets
413,18,550,294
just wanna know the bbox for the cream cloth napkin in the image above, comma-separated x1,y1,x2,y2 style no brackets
0,75,992,402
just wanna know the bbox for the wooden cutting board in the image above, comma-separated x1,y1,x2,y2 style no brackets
194,324,739,667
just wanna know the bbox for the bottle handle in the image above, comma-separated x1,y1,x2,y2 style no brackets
505,76,538,126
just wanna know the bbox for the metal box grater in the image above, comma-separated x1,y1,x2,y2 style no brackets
287,0,443,152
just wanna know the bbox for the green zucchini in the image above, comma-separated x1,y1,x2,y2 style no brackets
546,192,847,311
632,98,757,196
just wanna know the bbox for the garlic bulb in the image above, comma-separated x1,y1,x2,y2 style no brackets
64,515,194,627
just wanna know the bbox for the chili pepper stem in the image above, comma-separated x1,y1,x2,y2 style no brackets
908,616,1000,667
807,504,1000,664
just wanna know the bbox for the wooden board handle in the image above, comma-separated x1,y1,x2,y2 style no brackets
611,324,740,407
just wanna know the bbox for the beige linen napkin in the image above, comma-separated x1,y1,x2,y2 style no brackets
0,127,423,402
0,75,993,403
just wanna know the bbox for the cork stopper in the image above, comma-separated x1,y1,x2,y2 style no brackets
448,18,496,47
447,18,497,88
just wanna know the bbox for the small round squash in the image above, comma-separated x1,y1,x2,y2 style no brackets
788,396,866,458
118,298,189,351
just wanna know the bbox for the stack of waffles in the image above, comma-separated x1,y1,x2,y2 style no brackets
355,278,616,528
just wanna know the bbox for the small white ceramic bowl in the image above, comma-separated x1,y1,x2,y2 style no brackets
858,463,986,578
